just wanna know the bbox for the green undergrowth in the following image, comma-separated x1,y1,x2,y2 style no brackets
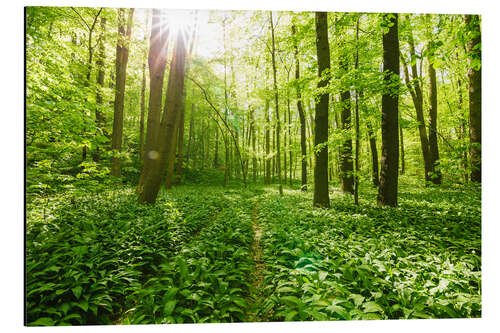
26,185,234,325
255,183,481,321
26,179,481,325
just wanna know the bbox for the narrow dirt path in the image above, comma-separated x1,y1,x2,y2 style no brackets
246,200,266,322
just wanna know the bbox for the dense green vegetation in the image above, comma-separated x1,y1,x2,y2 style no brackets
26,174,480,325
25,6,481,327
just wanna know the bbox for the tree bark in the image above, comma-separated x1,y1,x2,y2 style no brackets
313,12,331,208
137,9,169,190
139,58,146,160
377,13,399,207
339,57,354,195
353,15,360,204
466,14,481,183
269,12,283,195
367,121,379,186
265,99,271,185
92,16,107,162
111,8,134,178
427,49,441,184
400,23,432,183
138,29,187,204
399,122,405,175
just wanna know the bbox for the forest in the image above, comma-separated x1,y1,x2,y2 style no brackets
25,6,481,326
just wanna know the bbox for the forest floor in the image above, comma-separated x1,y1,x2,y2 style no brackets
26,172,481,325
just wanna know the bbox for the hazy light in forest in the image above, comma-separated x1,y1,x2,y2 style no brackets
147,150,159,160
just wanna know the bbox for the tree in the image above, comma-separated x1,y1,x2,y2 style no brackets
137,9,169,190
313,12,331,208
269,12,283,195
427,40,442,184
400,18,433,183
138,29,188,204
92,16,107,162
110,8,134,177
339,48,354,195
377,13,399,207
465,14,481,183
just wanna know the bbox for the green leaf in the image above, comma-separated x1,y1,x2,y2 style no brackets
163,300,177,316
363,301,384,313
29,317,55,326
71,286,83,300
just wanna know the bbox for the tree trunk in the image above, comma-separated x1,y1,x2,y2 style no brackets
400,24,432,183
456,75,468,182
399,122,405,175
427,52,441,184
377,13,399,207
339,58,354,194
111,8,134,178
466,14,481,183
138,29,187,204
353,16,360,204
138,9,169,191
139,60,146,161
313,12,330,208
367,121,379,187
92,17,107,162
269,12,283,195
265,99,271,185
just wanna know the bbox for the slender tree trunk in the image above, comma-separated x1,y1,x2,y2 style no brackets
111,8,134,178
377,13,399,207
186,96,194,166
313,12,330,208
456,76,468,182
92,17,107,162
173,105,185,184
293,22,307,191
400,24,432,183
251,107,257,182
353,16,360,204
466,14,481,183
367,121,379,187
427,52,441,184
269,12,283,195
288,83,293,186
399,122,405,175
139,60,146,160
265,99,271,185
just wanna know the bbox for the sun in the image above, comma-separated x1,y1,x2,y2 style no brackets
162,9,197,37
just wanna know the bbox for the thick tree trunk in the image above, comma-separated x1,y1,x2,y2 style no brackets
138,30,187,204
313,12,331,208
137,9,168,192
111,8,134,178
377,13,399,207
427,54,441,184
466,14,481,183
92,17,107,162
